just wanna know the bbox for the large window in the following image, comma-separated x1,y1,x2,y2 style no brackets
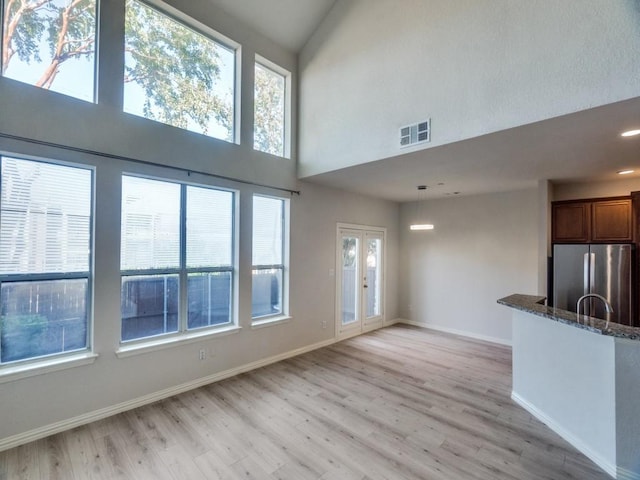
252,195,287,320
0,156,93,365
254,59,287,157
123,0,236,141
1,0,97,102
121,175,235,342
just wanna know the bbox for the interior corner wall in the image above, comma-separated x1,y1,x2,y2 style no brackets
298,0,640,178
399,189,538,344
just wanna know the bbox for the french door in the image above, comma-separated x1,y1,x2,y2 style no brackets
337,225,385,339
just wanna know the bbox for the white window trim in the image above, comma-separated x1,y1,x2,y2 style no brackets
254,54,291,159
116,324,241,358
0,352,98,384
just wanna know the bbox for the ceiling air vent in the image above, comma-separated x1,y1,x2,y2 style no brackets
400,119,431,148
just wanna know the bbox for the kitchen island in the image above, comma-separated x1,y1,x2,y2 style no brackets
499,294,640,480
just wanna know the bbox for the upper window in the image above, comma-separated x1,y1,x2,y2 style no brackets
120,175,235,342
1,0,97,102
0,156,93,365
252,195,288,320
123,0,236,142
254,59,287,157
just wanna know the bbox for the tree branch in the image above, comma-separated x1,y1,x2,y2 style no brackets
35,0,84,88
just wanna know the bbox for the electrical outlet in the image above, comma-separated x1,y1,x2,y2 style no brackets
322,320,327,329
199,349,206,360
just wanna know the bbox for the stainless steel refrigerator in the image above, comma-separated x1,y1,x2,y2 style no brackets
552,244,633,325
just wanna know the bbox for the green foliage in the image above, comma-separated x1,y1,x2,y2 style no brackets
124,0,232,139
254,63,285,156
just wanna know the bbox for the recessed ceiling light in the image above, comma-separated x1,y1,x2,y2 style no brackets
621,129,640,137
617,169,635,175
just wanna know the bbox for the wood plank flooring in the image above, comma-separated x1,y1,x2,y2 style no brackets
0,325,611,479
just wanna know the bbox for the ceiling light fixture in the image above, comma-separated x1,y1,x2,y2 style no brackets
621,129,640,137
617,169,635,175
409,185,434,231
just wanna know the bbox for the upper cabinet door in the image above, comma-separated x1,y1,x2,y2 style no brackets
552,202,591,243
591,199,632,242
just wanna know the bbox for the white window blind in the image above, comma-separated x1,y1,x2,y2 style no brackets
121,176,180,271
186,186,233,268
0,157,92,275
252,196,283,266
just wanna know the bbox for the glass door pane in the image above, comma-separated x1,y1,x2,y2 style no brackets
366,236,382,319
341,234,360,326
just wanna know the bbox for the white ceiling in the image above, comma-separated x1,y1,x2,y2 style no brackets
204,1,639,204
206,0,337,52
302,97,640,203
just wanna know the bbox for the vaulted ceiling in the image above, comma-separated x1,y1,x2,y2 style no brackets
205,1,640,202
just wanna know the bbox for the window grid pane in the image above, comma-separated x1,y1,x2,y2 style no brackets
121,176,181,271
252,196,283,266
121,274,179,341
1,0,97,102
254,62,286,157
123,0,235,141
186,186,233,268
1,157,92,275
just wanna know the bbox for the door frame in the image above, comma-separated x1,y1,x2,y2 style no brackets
335,223,387,340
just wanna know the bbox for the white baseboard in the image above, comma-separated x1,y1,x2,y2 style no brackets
383,317,403,327
397,319,512,346
0,336,338,453
618,468,640,480
511,391,617,479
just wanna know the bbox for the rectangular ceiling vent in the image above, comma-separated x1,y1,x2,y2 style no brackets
400,119,430,148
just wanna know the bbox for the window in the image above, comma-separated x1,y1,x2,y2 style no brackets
121,175,235,342
1,0,97,102
123,0,236,141
0,156,93,365
254,59,287,157
252,195,287,320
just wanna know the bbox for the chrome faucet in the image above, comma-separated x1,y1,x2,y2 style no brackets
576,294,614,329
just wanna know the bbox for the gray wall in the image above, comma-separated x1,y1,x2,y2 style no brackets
0,0,400,446
399,189,539,344
299,0,640,177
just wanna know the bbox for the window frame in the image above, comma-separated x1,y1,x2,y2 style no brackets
0,154,95,370
119,173,239,346
0,0,99,103
253,55,291,158
123,0,241,143
251,193,290,324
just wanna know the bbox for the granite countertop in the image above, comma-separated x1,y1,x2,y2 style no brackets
498,293,640,341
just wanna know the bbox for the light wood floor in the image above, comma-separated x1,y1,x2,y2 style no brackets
0,325,610,479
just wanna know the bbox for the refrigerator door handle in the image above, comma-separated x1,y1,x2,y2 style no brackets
583,253,590,295
590,252,596,294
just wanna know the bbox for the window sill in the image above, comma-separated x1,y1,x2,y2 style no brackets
116,325,242,359
251,315,292,329
0,352,98,384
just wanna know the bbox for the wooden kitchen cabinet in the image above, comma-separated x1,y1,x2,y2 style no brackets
552,201,591,243
552,197,632,244
591,199,632,242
